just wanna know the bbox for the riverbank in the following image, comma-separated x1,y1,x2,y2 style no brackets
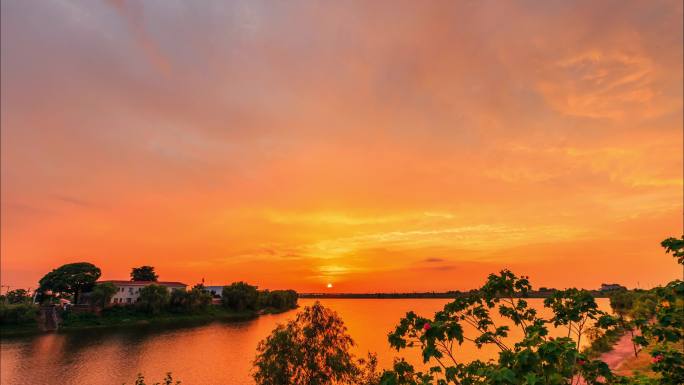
593,331,684,378
1,305,297,338
604,337,683,377
584,325,651,375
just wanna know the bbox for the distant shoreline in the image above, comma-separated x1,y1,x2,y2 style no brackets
300,290,614,299
0,306,296,339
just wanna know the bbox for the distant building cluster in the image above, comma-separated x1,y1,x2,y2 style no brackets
600,283,627,292
99,280,187,304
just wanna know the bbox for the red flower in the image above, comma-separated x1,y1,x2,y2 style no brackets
652,355,664,363
423,323,431,331
577,359,586,366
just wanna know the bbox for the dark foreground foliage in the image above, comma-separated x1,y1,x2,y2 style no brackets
375,235,683,385
380,270,618,385
251,235,682,385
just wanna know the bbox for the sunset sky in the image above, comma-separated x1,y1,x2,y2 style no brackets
1,0,682,293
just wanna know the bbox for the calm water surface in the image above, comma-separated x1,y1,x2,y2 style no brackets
0,298,609,385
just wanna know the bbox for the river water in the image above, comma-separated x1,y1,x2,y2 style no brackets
0,298,609,385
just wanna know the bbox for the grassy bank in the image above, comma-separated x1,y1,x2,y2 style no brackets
612,340,684,377
62,306,259,330
1,305,297,338
614,344,658,377
0,303,41,337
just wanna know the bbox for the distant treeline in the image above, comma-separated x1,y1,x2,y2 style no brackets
299,289,617,299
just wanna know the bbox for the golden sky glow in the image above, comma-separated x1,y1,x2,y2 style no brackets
1,0,682,292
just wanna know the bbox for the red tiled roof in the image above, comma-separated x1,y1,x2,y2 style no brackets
98,280,187,287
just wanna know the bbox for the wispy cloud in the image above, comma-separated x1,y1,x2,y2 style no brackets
105,0,171,75
422,257,445,263
52,195,95,208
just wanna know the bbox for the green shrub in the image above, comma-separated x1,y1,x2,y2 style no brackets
137,285,170,315
102,304,140,318
62,310,100,326
168,287,212,314
0,303,39,325
254,302,377,385
221,282,258,311
5,289,32,304
91,282,118,308
257,289,298,311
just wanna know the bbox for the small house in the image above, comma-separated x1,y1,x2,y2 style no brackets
204,286,225,298
99,280,187,304
600,283,626,292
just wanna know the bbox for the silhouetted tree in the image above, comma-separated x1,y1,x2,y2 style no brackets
5,289,31,304
661,235,684,265
131,266,159,281
38,262,101,304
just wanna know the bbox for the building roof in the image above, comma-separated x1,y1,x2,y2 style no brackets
99,280,187,287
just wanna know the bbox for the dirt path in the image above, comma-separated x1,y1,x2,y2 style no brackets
598,332,637,370
578,333,640,385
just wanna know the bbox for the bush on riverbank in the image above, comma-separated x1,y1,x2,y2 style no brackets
138,284,171,315
221,282,259,311
60,304,257,329
0,303,39,326
168,286,213,314
220,282,299,313
258,289,298,312
0,289,33,304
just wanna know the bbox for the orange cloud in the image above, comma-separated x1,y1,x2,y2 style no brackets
537,50,674,120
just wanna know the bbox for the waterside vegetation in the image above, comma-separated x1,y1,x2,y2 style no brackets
1,265,299,336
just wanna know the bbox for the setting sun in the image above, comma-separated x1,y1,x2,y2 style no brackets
327,283,333,289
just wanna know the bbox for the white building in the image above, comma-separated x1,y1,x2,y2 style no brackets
205,286,225,298
99,280,187,304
